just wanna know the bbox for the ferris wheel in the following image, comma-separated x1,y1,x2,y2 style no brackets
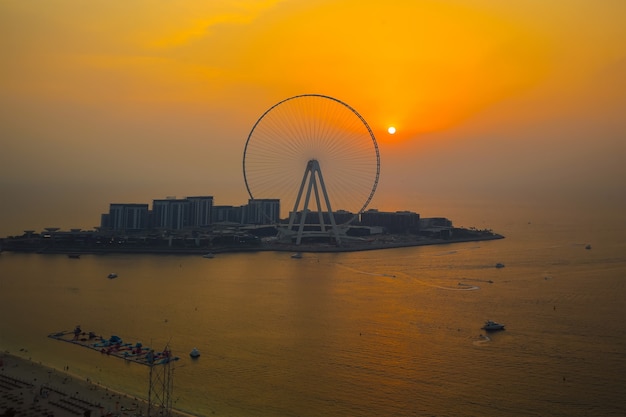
243,94,380,244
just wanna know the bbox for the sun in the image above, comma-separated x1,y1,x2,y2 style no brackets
387,126,396,135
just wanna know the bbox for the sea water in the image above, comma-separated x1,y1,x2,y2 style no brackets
1,196,625,416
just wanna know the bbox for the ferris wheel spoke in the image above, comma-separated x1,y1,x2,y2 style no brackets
243,94,379,223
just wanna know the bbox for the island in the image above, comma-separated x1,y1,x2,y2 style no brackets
0,224,503,255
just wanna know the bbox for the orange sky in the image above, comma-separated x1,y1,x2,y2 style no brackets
1,0,625,235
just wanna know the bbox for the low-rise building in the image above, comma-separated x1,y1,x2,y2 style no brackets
360,209,420,233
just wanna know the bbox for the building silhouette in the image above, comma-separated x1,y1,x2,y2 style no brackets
99,194,428,237
101,196,280,233
107,203,149,232
360,209,420,234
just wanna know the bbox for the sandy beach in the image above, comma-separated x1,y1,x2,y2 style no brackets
0,353,191,417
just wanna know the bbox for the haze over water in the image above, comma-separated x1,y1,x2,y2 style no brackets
1,1,625,239
2,196,625,417
1,2,625,415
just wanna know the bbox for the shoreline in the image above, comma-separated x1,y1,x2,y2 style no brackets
1,233,504,256
0,352,196,417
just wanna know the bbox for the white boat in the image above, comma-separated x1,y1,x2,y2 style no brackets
107,273,118,279
189,347,200,358
482,320,505,331
202,253,215,258
291,252,302,259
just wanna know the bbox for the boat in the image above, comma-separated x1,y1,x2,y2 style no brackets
291,252,303,259
495,263,505,268
202,253,215,258
482,320,505,331
68,253,81,259
189,347,200,358
107,273,118,279
585,244,591,250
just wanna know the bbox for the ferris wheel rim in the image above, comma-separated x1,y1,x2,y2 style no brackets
242,94,380,217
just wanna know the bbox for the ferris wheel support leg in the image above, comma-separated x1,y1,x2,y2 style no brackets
315,164,341,245
288,165,311,232
289,159,342,246
311,178,327,233
296,170,317,245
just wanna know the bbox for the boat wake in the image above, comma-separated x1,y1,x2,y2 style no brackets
416,280,479,291
394,271,480,291
473,334,491,346
433,246,482,256
335,264,397,278
335,264,479,290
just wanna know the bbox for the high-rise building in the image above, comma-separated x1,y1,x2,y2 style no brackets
152,198,174,230
151,196,214,230
187,196,214,228
106,203,149,232
212,205,246,224
246,199,280,225
152,198,190,230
